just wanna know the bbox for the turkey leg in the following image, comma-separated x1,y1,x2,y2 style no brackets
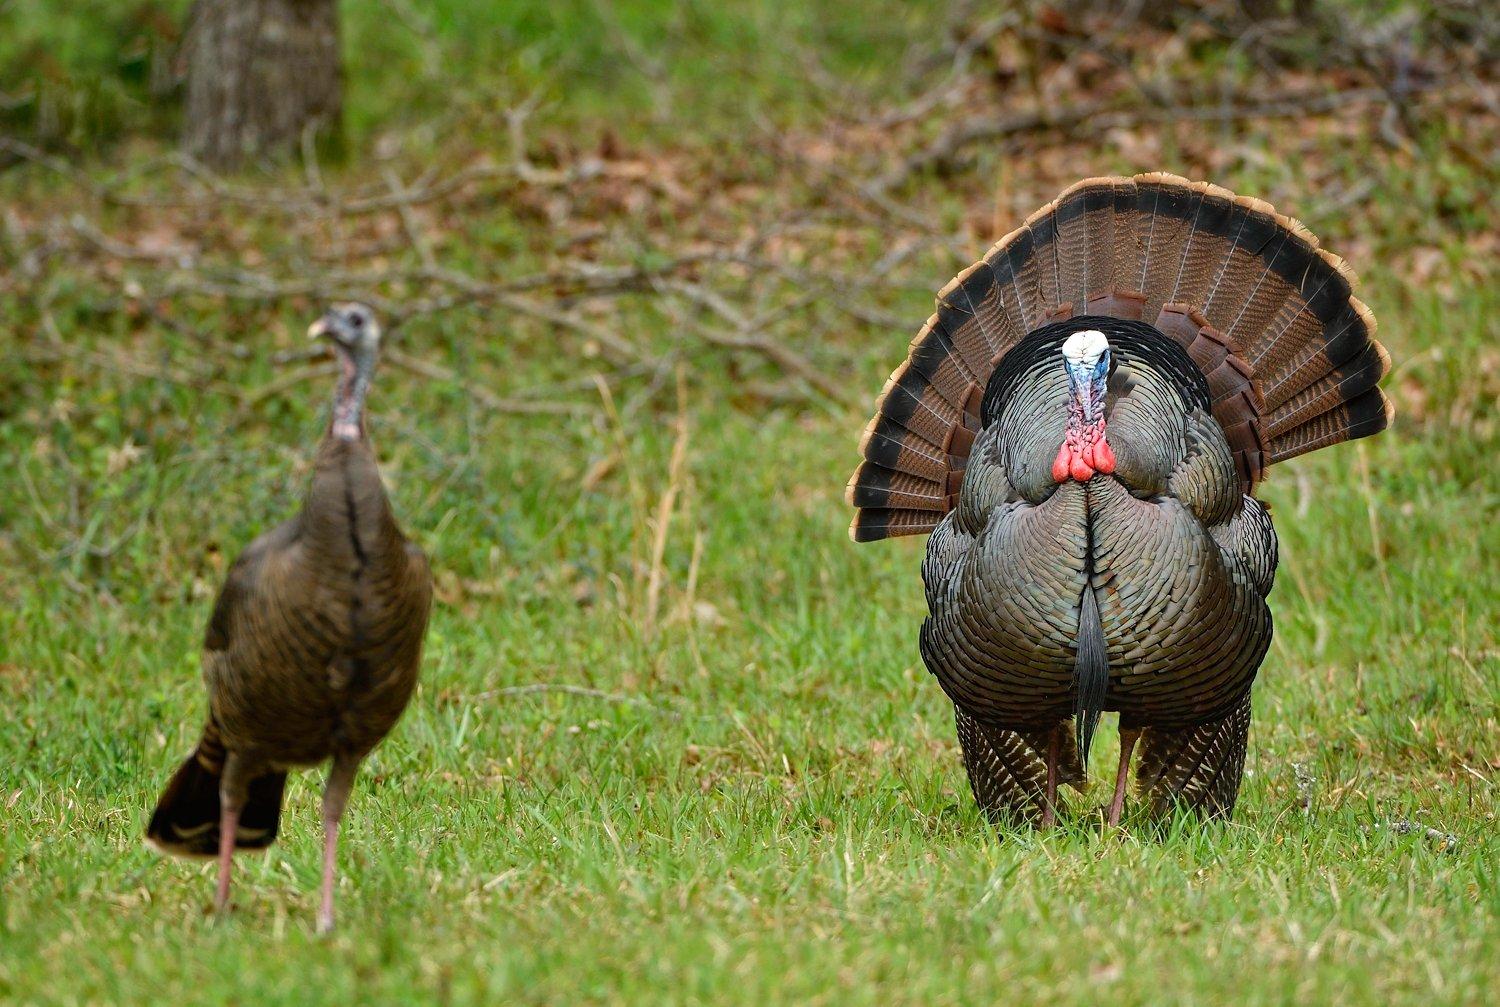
214,753,249,916
1107,728,1140,827
317,752,361,934
1040,725,1062,827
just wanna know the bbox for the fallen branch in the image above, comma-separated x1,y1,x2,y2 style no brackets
384,348,592,416
468,683,650,705
661,278,852,406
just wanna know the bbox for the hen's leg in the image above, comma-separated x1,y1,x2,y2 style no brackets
214,752,249,915
1136,694,1253,820
1106,728,1141,827
316,752,361,934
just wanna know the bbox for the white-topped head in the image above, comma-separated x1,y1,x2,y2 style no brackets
1062,329,1109,369
1053,327,1117,481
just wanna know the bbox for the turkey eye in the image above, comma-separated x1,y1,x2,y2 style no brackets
351,314,365,329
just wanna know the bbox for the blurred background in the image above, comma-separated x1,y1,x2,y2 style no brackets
1,1,1495,1003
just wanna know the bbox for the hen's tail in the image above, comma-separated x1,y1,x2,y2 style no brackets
146,719,286,858
848,173,1392,541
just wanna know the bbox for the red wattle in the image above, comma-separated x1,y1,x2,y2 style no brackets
1094,438,1116,474
1070,455,1094,482
1051,445,1072,484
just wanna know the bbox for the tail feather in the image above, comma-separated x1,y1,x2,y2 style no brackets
937,272,1007,370
1264,340,1390,439
849,507,942,542
995,224,1048,331
146,725,286,859
1107,180,1146,301
1260,295,1383,410
1052,188,1091,312
1136,174,1205,320
848,173,1391,541
1026,200,1066,315
871,361,964,450
1075,179,1120,302
845,463,946,511
1269,387,1393,464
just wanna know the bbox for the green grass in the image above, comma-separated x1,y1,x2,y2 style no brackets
1,2,1497,1004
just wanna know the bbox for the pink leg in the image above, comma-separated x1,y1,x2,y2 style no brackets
215,802,240,914
316,754,359,934
317,818,341,934
1107,729,1140,827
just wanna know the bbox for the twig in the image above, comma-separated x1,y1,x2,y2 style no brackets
644,367,691,638
382,167,438,271
1292,762,1316,813
661,279,852,406
235,361,340,416
384,348,591,415
468,683,650,705
1365,819,1460,852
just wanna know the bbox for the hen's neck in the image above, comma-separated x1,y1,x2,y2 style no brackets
331,344,377,441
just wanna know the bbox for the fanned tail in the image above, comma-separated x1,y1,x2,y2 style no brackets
849,174,1392,541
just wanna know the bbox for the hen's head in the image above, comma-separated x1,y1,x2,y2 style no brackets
308,302,382,356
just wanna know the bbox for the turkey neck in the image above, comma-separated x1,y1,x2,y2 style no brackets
304,352,402,573
330,343,376,443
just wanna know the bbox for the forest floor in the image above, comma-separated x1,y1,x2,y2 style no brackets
1,2,1496,1004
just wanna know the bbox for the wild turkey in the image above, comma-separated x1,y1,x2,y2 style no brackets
847,175,1391,826
147,303,433,931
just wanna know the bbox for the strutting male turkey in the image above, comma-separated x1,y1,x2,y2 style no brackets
847,175,1391,826
147,304,433,931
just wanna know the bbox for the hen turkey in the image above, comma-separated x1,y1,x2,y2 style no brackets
848,175,1391,826
146,303,433,930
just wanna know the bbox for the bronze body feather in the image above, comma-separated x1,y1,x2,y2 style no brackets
147,304,432,931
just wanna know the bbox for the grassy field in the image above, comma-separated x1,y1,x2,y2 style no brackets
1,2,1496,1004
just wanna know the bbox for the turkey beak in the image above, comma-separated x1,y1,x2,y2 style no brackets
308,315,334,342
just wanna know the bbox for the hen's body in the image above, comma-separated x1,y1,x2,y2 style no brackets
205,436,430,771
848,175,1391,824
147,304,431,931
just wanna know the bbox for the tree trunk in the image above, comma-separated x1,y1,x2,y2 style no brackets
181,0,341,169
